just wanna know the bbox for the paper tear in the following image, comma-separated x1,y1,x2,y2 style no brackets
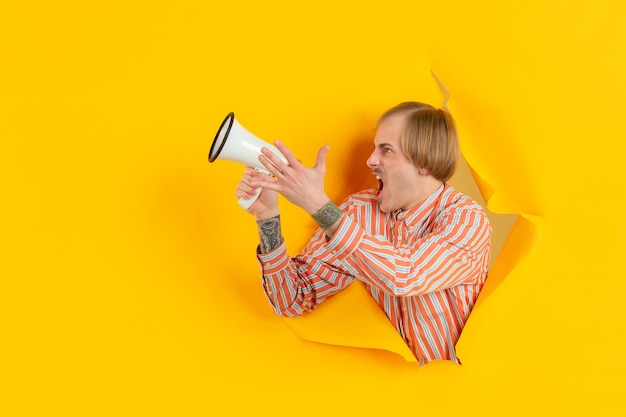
431,70,451,113
284,281,417,362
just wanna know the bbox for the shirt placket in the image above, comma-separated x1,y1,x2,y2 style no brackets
401,300,414,352
394,211,405,249
393,211,414,351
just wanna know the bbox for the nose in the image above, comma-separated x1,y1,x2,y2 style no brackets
366,150,378,168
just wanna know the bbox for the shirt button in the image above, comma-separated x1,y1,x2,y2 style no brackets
331,250,337,255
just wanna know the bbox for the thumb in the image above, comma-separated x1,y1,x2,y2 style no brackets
314,145,330,171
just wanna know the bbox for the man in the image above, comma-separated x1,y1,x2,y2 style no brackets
236,102,492,365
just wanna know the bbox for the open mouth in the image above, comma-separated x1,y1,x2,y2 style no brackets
375,174,383,198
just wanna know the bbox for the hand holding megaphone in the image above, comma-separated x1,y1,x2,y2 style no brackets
208,112,288,210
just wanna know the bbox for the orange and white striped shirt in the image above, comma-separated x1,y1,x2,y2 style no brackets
257,183,492,365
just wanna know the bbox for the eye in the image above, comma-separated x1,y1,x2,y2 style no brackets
383,147,392,154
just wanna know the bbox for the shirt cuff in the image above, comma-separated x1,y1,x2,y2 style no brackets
256,243,290,274
324,214,364,260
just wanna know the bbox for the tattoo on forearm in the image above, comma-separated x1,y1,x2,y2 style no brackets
257,215,284,253
311,201,343,230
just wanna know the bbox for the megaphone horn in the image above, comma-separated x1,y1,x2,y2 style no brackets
208,112,287,210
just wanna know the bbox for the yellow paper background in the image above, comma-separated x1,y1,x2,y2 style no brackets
2,1,625,416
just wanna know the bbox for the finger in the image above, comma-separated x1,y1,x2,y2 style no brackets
235,188,254,200
242,169,254,181
249,172,284,194
272,140,300,168
249,169,277,189
237,180,258,199
258,152,286,177
239,177,255,191
241,171,264,190
249,181,280,196
314,145,330,172
244,166,269,176
243,167,267,183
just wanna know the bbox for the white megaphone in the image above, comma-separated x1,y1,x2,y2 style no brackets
208,112,287,210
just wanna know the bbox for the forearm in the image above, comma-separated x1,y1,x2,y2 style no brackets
256,214,309,315
257,228,355,317
257,215,284,254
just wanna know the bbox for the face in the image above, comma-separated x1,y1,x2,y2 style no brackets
366,113,424,212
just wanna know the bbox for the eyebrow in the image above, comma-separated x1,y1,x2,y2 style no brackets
375,142,395,148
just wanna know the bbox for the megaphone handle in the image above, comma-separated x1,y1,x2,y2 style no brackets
237,187,262,210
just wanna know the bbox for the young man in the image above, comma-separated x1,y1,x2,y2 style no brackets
236,102,492,365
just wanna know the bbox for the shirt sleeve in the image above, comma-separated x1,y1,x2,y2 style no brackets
256,227,356,318
325,205,492,297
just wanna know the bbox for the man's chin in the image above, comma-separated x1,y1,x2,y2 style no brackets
376,191,395,212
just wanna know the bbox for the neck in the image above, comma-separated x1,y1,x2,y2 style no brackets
403,177,444,211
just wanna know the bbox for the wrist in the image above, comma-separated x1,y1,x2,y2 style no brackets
256,214,283,254
254,208,280,221
311,200,343,230
304,194,333,216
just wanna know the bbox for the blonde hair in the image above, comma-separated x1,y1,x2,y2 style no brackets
377,102,458,182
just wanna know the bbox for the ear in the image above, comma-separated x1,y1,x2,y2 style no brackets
418,166,429,176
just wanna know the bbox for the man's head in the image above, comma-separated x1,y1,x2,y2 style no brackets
377,102,458,182
367,102,459,212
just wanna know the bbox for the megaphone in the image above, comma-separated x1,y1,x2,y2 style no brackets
208,112,287,210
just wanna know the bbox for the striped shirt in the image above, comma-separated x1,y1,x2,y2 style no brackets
257,183,492,365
